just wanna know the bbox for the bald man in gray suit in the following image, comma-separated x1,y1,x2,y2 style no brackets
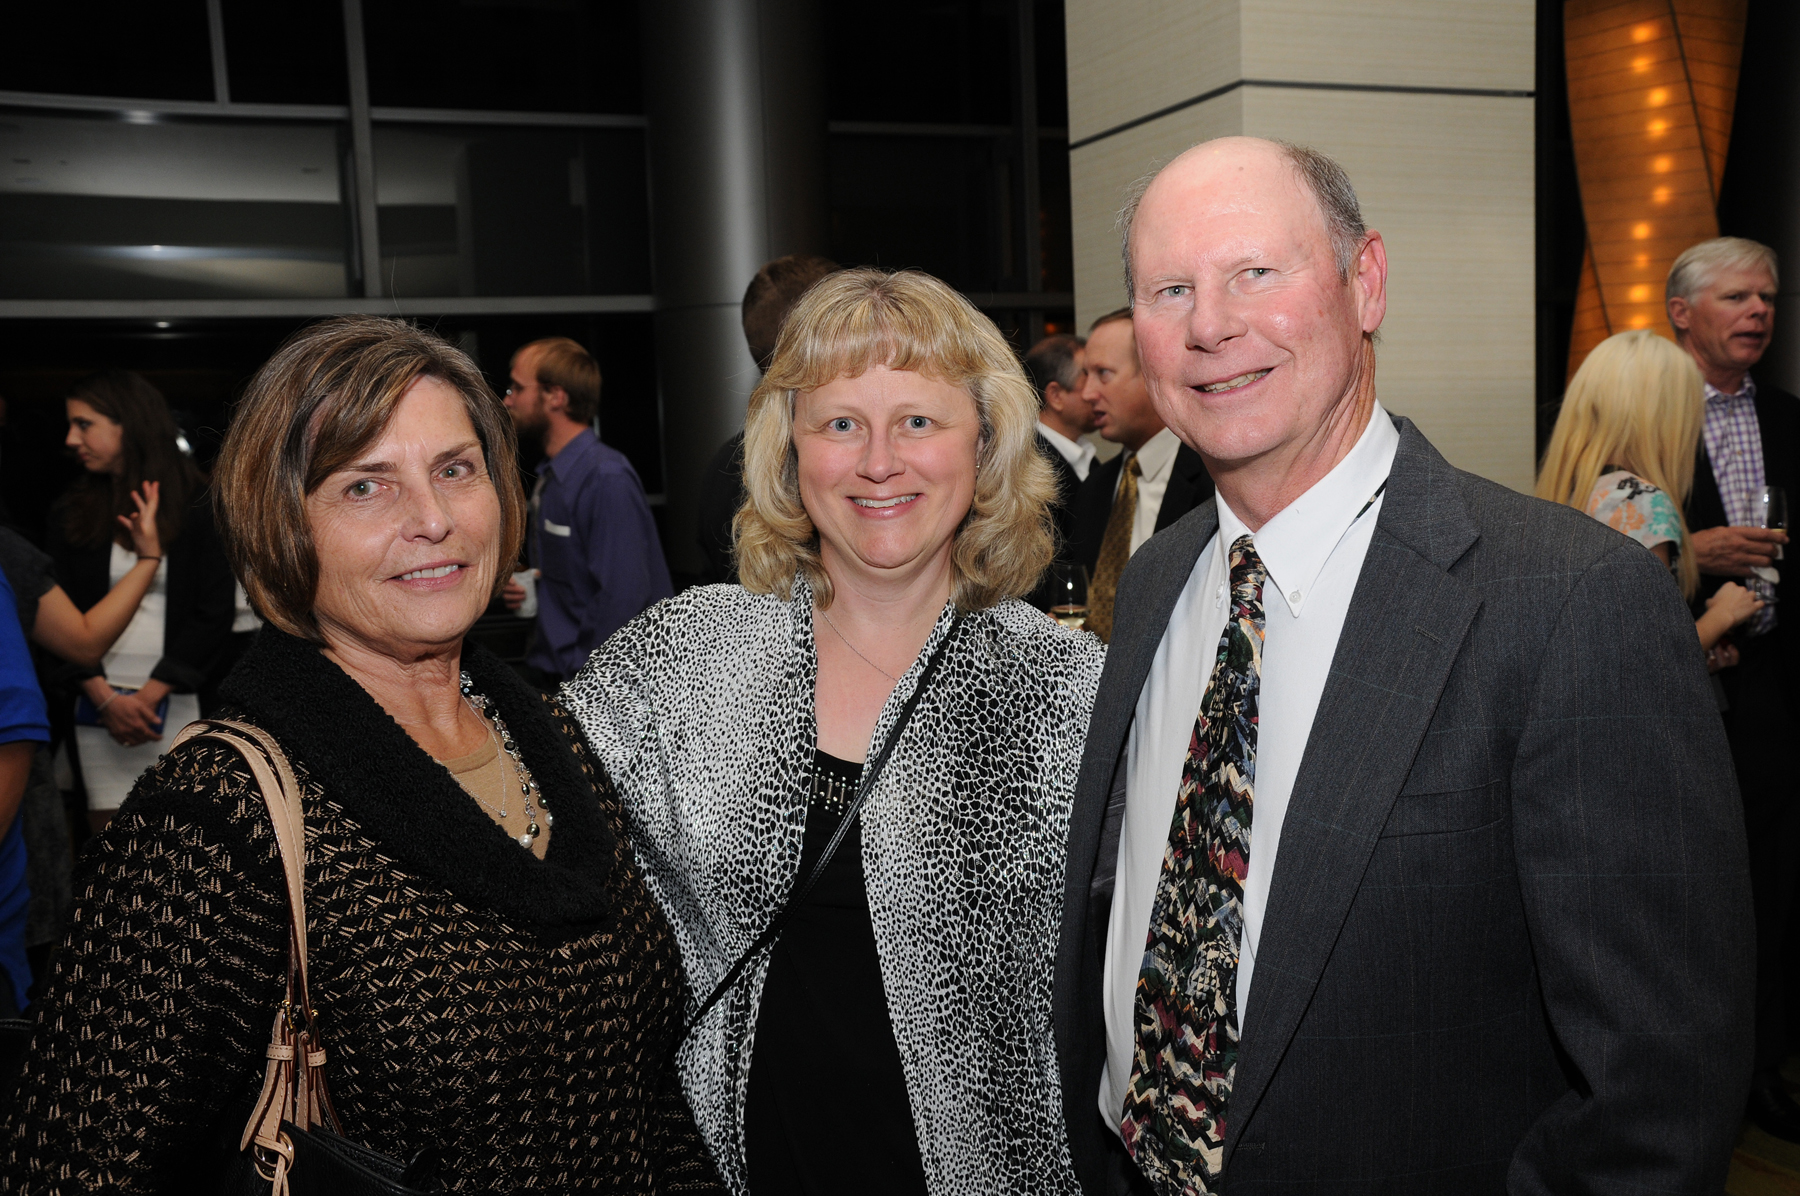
1053,137,1753,1195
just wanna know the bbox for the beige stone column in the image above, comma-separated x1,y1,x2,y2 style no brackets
1064,1,1537,491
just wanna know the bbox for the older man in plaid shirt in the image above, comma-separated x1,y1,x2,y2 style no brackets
1670,236,1799,1142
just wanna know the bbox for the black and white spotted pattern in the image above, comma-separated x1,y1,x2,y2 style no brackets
563,579,1106,1195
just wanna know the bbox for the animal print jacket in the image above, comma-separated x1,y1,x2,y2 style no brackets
563,579,1106,1195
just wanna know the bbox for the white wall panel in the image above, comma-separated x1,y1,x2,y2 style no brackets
1062,0,1537,491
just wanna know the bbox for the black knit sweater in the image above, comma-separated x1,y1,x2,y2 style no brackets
0,628,724,1194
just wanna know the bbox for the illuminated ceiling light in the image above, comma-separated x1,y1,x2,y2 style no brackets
123,110,157,125
1636,253,1650,266
1649,88,1668,105
154,321,171,329
1654,186,1671,203
1630,314,1652,328
1648,119,1669,135
1632,55,1651,71
1653,155,1672,172
1632,22,1657,41
1630,285,1652,301
1633,222,1652,239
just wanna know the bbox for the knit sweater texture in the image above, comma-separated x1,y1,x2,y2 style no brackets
0,627,723,1194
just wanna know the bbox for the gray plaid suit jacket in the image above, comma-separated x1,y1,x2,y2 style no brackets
1052,416,1754,1194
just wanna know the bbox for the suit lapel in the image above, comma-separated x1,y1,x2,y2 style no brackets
1055,498,1220,1138
1223,420,1484,1161
1155,443,1215,533
1071,501,1221,885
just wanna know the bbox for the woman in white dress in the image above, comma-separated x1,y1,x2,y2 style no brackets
47,370,235,830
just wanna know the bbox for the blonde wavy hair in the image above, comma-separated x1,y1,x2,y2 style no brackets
734,268,1057,611
1536,329,1704,598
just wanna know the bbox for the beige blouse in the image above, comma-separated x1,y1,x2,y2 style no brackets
440,733,550,859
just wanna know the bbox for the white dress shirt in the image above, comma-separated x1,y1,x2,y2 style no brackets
1038,421,1098,482
1125,426,1182,554
1097,405,1400,1135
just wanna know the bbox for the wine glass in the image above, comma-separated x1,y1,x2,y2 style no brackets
1759,484,1788,562
1045,563,1090,631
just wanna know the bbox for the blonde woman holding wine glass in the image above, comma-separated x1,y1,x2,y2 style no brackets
1537,329,1764,667
566,269,1106,1196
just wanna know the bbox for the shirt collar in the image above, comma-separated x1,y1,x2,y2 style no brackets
1705,373,1757,404
1215,403,1399,618
1036,421,1096,469
1132,426,1181,482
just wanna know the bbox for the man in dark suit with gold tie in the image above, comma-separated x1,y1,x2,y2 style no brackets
1071,310,1213,640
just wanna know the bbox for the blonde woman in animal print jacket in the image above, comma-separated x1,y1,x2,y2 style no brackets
565,270,1107,1196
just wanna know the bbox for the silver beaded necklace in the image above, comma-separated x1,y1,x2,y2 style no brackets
459,671,552,850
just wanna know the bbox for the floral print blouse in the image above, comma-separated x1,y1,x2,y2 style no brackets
1585,470,1683,562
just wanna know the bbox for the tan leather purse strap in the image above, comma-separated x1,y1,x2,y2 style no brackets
173,719,312,1003
172,717,340,1164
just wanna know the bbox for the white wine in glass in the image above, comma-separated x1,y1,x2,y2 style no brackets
1045,563,1090,630
1759,484,1788,561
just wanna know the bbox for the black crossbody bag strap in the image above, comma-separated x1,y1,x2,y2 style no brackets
668,613,966,1062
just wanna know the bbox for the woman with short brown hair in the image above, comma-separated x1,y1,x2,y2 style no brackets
4,316,722,1193
566,269,1104,1195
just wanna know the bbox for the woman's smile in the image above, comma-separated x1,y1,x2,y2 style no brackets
850,493,921,512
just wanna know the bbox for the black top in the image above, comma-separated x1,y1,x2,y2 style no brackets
2,626,724,1192
0,528,54,636
1025,431,1084,612
45,489,235,692
744,749,927,1196
695,432,746,586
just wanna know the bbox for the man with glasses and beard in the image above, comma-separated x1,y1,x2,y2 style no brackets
502,337,670,686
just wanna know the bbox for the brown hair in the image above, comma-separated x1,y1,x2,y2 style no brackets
1023,334,1085,406
741,253,841,369
1088,307,1132,334
214,316,526,642
735,268,1056,612
521,336,602,425
58,369,206,549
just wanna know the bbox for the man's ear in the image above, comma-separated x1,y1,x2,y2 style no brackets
543,384,571,417
1667,296,1692,335
1043,383,1067,415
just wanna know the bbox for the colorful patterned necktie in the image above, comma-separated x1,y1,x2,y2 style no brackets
1088,452,1141,642
1122,534,1266,1195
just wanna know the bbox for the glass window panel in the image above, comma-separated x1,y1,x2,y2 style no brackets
373,124,649,297
828,134,1016,292
223,0,350,105
825,2,1012,125
0,112,349,300
363,1,641,114
1034,0,1068,128
0,3,214,102
1038,135,1072,293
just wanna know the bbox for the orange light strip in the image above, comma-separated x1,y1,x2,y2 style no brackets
1563,0,1746,379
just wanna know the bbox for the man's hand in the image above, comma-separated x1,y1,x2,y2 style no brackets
1691,525,1787,576
502,580,526,611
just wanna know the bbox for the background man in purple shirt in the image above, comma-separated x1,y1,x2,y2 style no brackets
1669,236,1800,1141
502,337,672,684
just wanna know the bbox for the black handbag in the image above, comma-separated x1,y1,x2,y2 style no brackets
177,720,441,1196
668,614,965,1061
